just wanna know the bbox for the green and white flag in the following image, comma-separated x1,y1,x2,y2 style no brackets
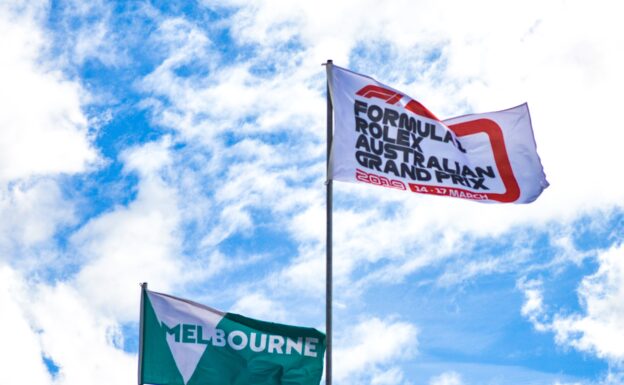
139,287,326,385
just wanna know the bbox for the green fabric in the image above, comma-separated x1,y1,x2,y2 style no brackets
187,313,326,385
140,291,326,385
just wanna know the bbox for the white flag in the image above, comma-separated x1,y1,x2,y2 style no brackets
328,64,548,203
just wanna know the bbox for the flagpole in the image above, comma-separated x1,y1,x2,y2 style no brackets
138,282,147,385
325,59,333,385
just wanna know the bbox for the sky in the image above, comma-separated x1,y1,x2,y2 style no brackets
1,0,624,384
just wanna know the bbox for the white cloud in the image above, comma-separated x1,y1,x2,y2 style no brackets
230,292,288,322
554,371,624,385
549,231,593,267
518,243,624,372
518,278,549,332
121,136,174,176
0,265,53,385
0,1,98,182
0,179,75,251
68,139,185,322
371,367,406,385
276,244,326,296
599,372,624,385
429,371,464,385
59,0,121,66
550,244,624,363
334,317,418,384
0,134,239,385
31,282,135,385
0,1,101,277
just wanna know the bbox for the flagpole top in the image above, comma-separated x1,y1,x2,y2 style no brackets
322,59,333,66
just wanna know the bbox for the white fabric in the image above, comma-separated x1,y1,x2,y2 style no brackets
147,290,224,384
328,64,548,203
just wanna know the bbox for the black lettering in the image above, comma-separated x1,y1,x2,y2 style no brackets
396,129,410,147
356,151,382,171
461,165,477,178
435,170,451,183
384,160,399,176
410,135,423,152
369,137,383,155
354,100,368,116
413,151,425,168
476,166,495,179
368,105,383,122
383,108,399,127
426,156,442,171
400,163,416,179
385,144,412,162
369,123,382,139
457,139,467,153
355,117,368,133
430,124,443,141
382,126,396,144
451,174,468,186
355,134,370,152
443,159,459,174
384,144,398,160
443,130,454,144
469,178,489,190
399,114,418,132
416,168,432,181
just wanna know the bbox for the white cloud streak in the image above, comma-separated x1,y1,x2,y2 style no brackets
69,139,185,321
334,317,418,384
429,371,464,385
0,265,53,385
31,282,136,385
550,244,624,363
519,243,624,375
518,278,549,332
0,179,75,252
0,1,98,182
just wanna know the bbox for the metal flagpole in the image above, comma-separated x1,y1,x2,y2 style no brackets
138,282,147,385
325,59,333,385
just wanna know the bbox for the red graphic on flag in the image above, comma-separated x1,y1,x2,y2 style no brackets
356,85,403,105
356,85,439,121
448,119,520,203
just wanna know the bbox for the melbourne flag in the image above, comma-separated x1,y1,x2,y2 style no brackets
139,287,326,385
327,63,549,203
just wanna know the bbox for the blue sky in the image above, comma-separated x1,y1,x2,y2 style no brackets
1,1,624,385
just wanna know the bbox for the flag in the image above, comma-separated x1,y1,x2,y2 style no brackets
139,288,326,385
327,64,549,203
